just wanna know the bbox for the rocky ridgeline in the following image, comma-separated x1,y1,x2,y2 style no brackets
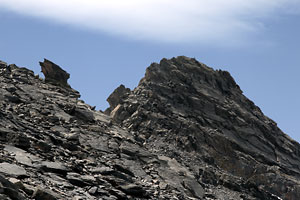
0,57,299,200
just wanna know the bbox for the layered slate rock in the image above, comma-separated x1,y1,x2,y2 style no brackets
0,59,205,199
107,56,300,200
0,56,299,199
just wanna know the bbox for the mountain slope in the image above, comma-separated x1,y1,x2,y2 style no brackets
107,56,300,199
0,57,299,199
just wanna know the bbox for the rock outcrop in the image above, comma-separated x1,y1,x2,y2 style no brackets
40,59,70,87
0,57,299,199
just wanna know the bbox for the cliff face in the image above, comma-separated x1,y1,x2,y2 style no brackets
0,57,299,200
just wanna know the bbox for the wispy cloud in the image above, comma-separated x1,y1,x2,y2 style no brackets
0,0,299,44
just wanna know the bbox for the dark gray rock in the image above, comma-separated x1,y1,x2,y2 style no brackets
0,57,299,200
183,179,204,199
3,187,26,200
40,161,68,175
119,184,147,197
0,175,25,200
4,145,41,167
0,60,7,68
66,173,96,187
73,107,95,122
0,163,27,178
0,175,18,192
32,188,61,200
108,56,300,200
90,166,114,175
4,94,22,104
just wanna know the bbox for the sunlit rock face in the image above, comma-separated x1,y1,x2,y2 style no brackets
0,57,299,200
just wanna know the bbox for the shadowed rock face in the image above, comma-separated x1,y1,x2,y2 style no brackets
0,56,299,199
108,56,300,200
40,59,70,87
105,84,131,115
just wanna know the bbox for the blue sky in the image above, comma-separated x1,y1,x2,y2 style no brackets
0,1,299,142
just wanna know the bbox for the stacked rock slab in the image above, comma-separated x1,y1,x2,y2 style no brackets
0,57,299,199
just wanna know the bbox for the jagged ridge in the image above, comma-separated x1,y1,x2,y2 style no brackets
0,57,299,200
107,56,300,199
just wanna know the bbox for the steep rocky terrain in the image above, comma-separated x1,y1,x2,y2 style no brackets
0,56,299,199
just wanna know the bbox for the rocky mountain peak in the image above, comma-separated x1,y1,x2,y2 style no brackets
107,56,300,199
0,57,300,200
141,56,241,95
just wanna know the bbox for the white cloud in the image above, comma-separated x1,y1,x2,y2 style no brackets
0,0,299,44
